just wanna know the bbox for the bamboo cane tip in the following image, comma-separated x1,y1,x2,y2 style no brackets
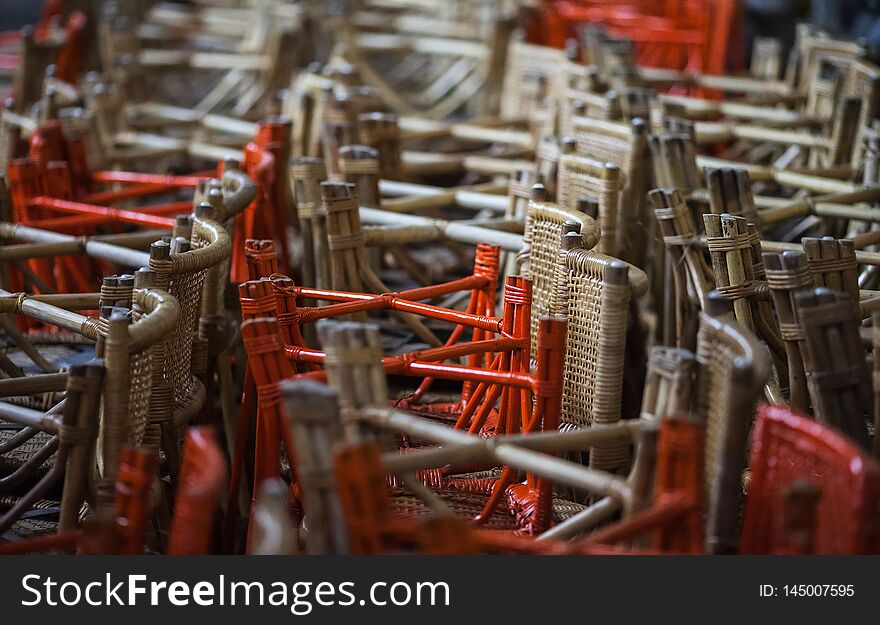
133,268,154,289
704,290,733,317
340,144,378,159
561,231,582,250
530,183,546,202
117,274,134,287
605,260,629,284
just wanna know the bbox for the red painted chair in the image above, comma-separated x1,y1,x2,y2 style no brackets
534,0,742,76
237,270,572,538
167,427,227,555
740,404,880,554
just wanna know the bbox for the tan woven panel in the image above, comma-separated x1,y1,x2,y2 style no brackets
127,346,153,446
526,216,564,358
500,41,566,119
573,126,632,169
561,267,603,428
696,324,739,504
167,267,207,411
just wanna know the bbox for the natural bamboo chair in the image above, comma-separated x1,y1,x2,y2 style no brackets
0,282,178,538
519,185,600,357
550,229,648,476
695,292,770,553
335,2,518,120
568,115,650,266
0,444,159,554
793,287,872,451
556,141,621,256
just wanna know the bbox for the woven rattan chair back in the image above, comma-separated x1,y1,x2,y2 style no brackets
556,142,621,256
521,185,599,359
793,287,872,450
695,293,770,553
569,116,649,264
99,285,180,482
551,231,648,475
763,250,814,412
741,404,880,554
500,38,567,121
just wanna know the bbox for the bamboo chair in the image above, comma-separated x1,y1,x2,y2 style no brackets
0,282,178,537
740,404,880,554
101,0,303,119
550,229,648,478
556,140,621,256
311,316,608,535
568,115,650,266
0,361,102,541
695,292,770,554
793,287,872,451
519,185,600,355
233,244,513,538
335,2,517,120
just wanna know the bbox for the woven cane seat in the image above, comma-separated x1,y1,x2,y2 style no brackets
0,429,56,472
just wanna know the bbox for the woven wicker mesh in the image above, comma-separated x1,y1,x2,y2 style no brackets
571,119,634,171
0,430,55,471
166,267,207,421
696,321,743,508
523,201,597,362
127,346,153,445
524,214,567,361
556,154,619,255
500,41,566,119
10,516,57,537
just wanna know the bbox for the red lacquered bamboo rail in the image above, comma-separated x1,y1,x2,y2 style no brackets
90,171,204,188
27,197,180,229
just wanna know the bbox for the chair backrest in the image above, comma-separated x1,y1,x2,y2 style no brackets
569,115,649,264
551,231,647,474
750,37,782,81
695,293,770,554
521,187,600,360
500,39,567,120
556,144,621,256
741,404,880,554
794,287,872,449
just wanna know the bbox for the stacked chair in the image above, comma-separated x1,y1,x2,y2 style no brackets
1,0,879,556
